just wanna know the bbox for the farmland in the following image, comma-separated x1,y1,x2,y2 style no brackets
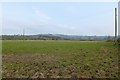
2,40,119,78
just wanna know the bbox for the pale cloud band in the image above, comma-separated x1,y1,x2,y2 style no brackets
0,0,120,2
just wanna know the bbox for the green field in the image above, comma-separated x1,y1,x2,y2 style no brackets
2,40,119,78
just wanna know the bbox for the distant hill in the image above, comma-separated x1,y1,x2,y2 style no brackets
1,34,115,41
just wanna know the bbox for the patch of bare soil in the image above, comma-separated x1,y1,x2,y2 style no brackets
2,53,118,78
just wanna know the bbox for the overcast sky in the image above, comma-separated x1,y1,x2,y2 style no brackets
2,2,118,36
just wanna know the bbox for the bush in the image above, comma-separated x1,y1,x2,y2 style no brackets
117,38,120,44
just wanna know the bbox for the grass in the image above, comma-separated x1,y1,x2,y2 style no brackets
2,40,119,78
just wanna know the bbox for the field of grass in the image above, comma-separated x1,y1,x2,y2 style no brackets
2,40,119,78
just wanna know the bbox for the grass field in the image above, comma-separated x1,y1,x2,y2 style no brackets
2,40,119,78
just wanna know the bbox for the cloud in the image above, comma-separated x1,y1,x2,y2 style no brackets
31,7,73,31
33,8,51,22
64,6,79,14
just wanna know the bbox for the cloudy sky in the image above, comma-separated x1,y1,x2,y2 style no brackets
2,2,118,36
